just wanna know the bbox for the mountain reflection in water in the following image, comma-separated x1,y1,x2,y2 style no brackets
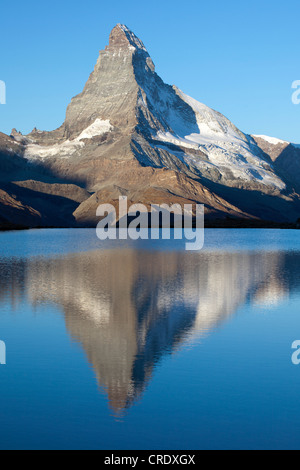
0,248,298,415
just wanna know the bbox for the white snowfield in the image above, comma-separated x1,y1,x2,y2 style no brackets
153,89,287,190
24,119,113,160
253,134,300,150
253,135,289,146
77,119,112,140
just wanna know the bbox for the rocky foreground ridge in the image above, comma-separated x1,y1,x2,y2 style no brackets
0,24,299,229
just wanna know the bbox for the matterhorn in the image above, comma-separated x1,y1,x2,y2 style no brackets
0,24,299,229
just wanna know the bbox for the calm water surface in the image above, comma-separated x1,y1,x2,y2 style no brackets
0,229,300,450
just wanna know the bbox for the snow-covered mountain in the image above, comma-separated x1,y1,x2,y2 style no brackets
0,24,299,228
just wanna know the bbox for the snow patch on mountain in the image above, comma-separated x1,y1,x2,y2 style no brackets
153,87,249,149
77,119,112,140
24,139,84,160
152,90,286,190
253,135,289,146
24,119,113,160
177,89,247,144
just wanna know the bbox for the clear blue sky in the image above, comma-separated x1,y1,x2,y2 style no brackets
0,0,299,143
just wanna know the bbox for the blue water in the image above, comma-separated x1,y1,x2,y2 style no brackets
0,229,300,450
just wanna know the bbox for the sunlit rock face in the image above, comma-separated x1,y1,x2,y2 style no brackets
0,248,288,414
63,25,141,139
253,135,300,195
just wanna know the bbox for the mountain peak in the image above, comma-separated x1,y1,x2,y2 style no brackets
109,24,147,52
2,25,300,228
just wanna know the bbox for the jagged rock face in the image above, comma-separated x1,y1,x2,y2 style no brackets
63,25,141,139
0,24,300,228
253,135,300,194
